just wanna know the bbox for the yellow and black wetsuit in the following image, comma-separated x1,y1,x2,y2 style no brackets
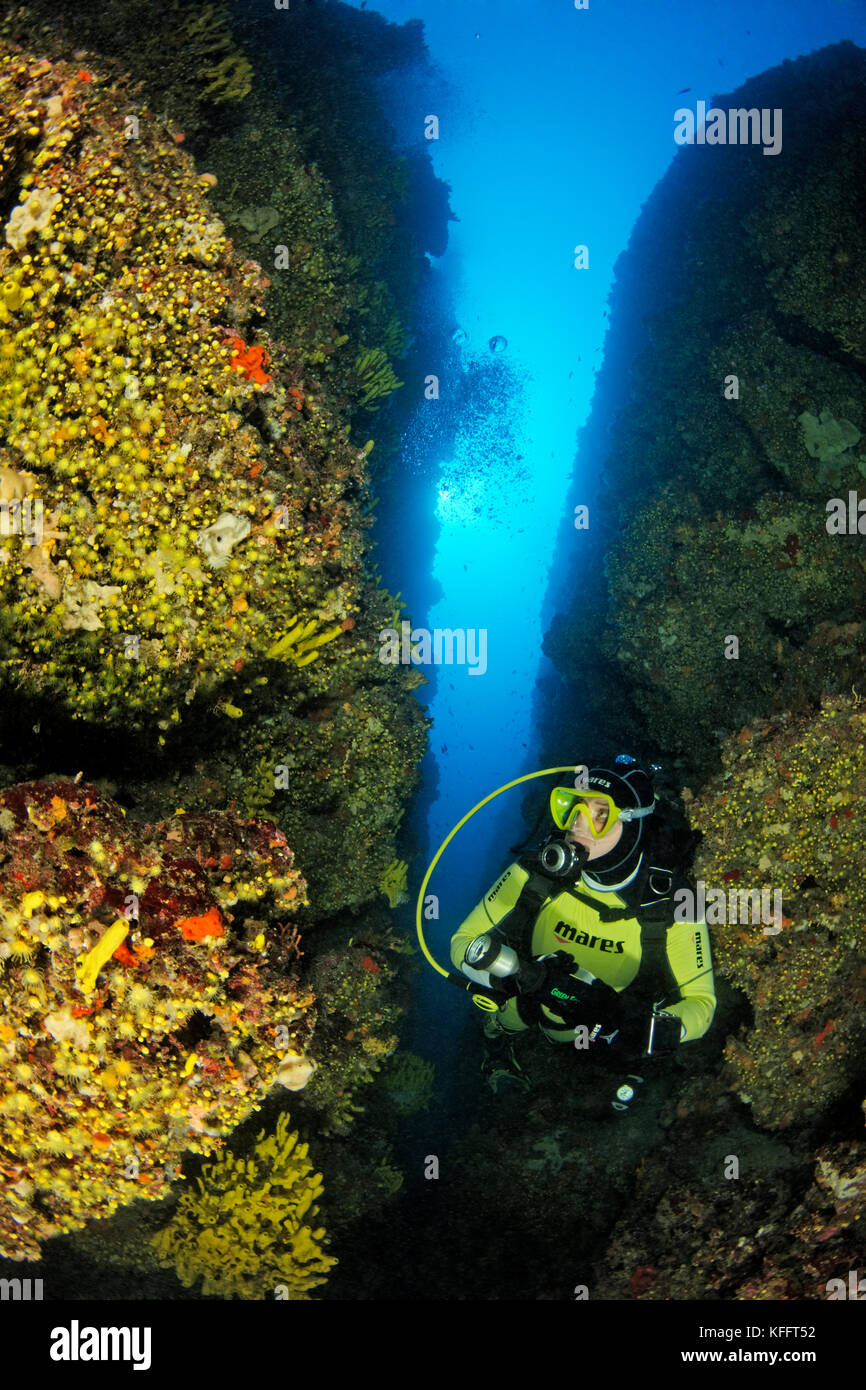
450,861,715,1042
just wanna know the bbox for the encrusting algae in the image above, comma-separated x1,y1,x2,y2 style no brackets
151,1111,336,1299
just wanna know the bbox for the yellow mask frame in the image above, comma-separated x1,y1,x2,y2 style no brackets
550,786,622,837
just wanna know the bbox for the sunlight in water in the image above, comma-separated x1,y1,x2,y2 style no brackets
435,473,488,526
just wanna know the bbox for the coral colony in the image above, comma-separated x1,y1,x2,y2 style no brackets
0,20,423,1297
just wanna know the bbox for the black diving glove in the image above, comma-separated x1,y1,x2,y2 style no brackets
527,952,624,1035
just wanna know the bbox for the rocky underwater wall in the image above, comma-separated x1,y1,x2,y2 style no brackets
0,0,446,1294
535,43,866,1297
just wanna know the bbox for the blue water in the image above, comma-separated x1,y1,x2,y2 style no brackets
346,0,866,1061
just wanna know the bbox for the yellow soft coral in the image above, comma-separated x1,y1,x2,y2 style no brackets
200,54,253,104
266,617,343,666
380,858,408,908
180,4,253,104
76,919,129,994
151,1112,336,1299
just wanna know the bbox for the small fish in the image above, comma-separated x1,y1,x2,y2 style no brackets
441,744,448,753
676,86,691,94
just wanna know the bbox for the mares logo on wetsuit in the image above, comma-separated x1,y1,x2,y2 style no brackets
693,932,704,969
554,922,624,954
486,872,510,905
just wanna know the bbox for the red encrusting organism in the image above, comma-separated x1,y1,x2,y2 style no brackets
175,906,225,941
813,1019,836,1052
784,533,800,564
629,1264,657,1296
224,334,272,386
112,940,138,967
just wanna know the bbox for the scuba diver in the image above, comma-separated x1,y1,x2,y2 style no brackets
449,759,716,1095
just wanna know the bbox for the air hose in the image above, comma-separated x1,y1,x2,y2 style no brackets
414,765,579,1004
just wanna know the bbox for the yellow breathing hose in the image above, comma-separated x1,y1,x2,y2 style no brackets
415,765,579,978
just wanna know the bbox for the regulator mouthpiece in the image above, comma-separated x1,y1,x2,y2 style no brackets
538,835,589,879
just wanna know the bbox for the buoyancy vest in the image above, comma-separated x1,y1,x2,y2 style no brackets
502,816,702,1023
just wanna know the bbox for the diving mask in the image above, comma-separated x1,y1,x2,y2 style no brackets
549,786,653,839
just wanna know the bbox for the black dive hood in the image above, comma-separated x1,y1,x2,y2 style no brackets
578,765,656,889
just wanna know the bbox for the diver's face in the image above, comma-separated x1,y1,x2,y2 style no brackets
567,797,624,860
